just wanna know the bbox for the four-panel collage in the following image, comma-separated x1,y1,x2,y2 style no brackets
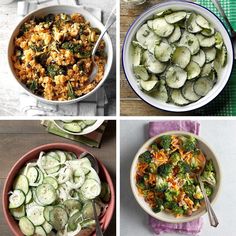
0,0,236,236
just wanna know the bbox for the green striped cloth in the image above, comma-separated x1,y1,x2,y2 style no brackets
194,0,236,115
41,120,107,148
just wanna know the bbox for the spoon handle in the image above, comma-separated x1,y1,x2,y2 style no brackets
210,0,235,34
198,176,219,227
92,199,104,236
92,7,116,56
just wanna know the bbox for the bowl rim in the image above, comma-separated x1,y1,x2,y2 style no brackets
52,120,105,135
122,0,234,113
2,143,115,235
8,4,113,105
130,130,222,223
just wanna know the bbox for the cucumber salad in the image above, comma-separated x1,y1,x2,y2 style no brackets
131,9,227,106
60,120,97,133
8,150,111,236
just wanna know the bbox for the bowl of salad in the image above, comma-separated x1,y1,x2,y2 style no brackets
130,131,221,223
122,0,234,112
53,120,104,136
3,143,115,236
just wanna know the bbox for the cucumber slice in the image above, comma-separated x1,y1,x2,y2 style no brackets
40,155,60,174
46,151,60,161
179,31,200,55
26,205,45,226
218,46,227,67
35,226,46,236
66,152,77,160
82,201,101,220
80,219,96,230
43,206,54,222
194,77,214,96
64,122,82,133
192,49,206,67
81,179,101,200
136,24,151,47
64,199,82,213
25,190,33,204
166,65,187,88
99,182,111,203
147,20,153,29
42,221,53,234
36,184,57,206
164,11,187,24
182,81,201,102
168,26,181,43
171,89,190,106
133,65,149,81
154,42,173,62
26,167,39,186
155,9,173,18
9,189,25,209
10,204,25,219
55,150,67,164
132,44,142,65
146,35,161,54
77,157,92,174
150,82,168,103
141,50,149,64
153,17,175,37
132,40,146,49
204,47,216,63
145,53,167,74
172,46,191,69
215,32,224,49
196,34,215,47
186,13,202,33
49,206,68,231
186,61,201,80
43,177,58,189
73,168,86,187
201,27,215,37
209,70,218,84
13,175,29,195
140,80,158,93
68,211,83,232
19,217,35,236
196,15,210,29
201,63,212,77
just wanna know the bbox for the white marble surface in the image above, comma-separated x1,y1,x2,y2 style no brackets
0,0,116,116
120,120,236,236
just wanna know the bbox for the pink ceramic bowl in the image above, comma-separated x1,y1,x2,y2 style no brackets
2,143,115,236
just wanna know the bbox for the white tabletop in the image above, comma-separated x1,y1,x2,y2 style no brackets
0,0,116,116
120,120,236,236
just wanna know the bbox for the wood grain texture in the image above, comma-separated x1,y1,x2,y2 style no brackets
0,120,116,236
120,0,193,116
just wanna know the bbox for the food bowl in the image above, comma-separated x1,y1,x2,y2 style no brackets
130,131,221,223
53,120,104,135
2,143,115,235
8,5,113,105
122,0,234,112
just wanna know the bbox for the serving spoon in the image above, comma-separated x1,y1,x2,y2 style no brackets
89,7,116,81
191,151,219,227
79,152,103,236
210,0,236,59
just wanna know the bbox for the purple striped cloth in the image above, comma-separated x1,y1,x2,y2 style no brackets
148,120,203,235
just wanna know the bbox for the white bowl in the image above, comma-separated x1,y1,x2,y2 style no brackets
130,131,221,223
122,1,234,112
53,120,104,135
8,5,113,105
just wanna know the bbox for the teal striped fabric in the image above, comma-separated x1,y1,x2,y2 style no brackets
194,0,236,116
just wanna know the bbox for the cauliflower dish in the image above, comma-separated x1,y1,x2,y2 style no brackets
12,13,107,101
135,134,216,217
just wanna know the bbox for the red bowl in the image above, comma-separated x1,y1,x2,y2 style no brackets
2,143,115,236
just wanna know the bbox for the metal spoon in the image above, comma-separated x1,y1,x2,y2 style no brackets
211,0,236,59
191,151,219,227
79,152,103,236
89,7,116,81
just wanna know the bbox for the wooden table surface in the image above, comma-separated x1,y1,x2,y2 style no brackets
0,120,116,236
120,0,193,116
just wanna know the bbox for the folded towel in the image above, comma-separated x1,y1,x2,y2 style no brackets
148,120,203,236
41,120,107,148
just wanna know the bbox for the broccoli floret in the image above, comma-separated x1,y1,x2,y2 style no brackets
204,184,213,197
138,151,152,164
177,161,191,174
165,189,179,202
201,171,216,186
152,198,164,213
159,135,172,150
156,176,168,192
169,152,181,165
182,136,197,152
204,160,215,172
183,183,195,197
164,202,184,215
157,163,172,178
193,185,203,200
149,162,157,174
151,142,159,152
